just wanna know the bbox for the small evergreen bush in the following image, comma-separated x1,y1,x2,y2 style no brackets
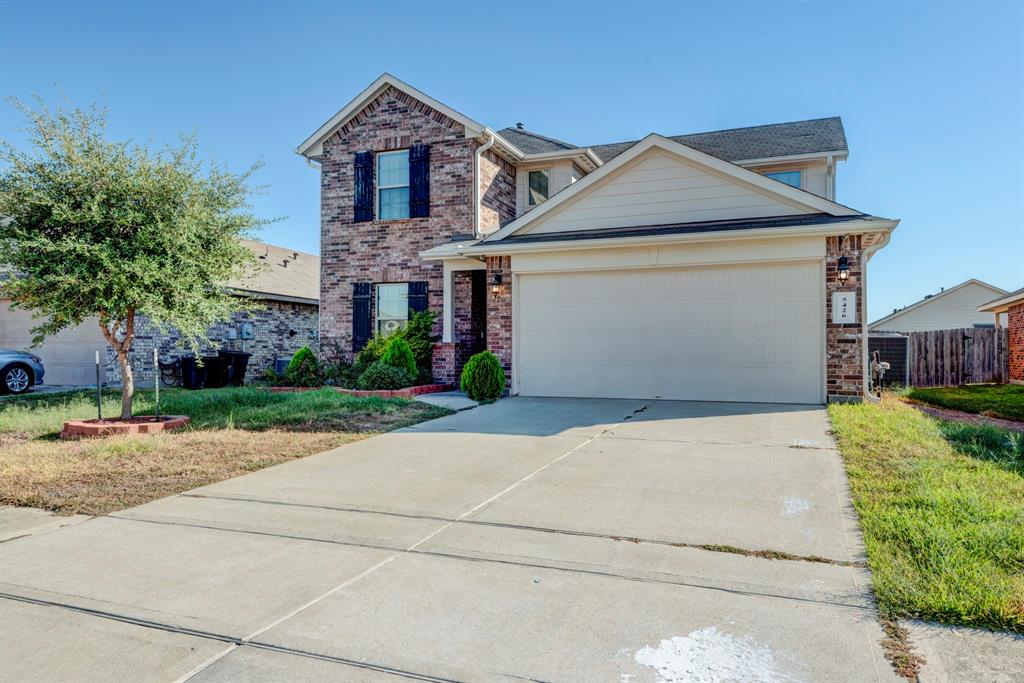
285,346,321,387
402,310,439,380
357,360,417,390
381,337,417,376
353,335,388,375
460,351,505,401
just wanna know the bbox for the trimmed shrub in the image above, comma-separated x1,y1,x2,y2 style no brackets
460,351,505,401
357,360,417,390
285,346,321,387
381,337,417,376
353,335,388,375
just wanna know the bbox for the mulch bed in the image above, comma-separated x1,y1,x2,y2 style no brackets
270,384,453,399
905,401,1024,433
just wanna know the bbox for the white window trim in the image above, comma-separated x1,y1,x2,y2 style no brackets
760,167,805,190
375,283,409,336
376,149,410,220
527,168,552,206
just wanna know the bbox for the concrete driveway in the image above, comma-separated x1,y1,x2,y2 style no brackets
1,398,897,682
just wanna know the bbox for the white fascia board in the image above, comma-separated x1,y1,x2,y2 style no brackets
519,148,603,170
978,288,1024,313
483,134,863,243
869,278,1009,327
436,218,898,260
733,150,849,166
296,73,486,159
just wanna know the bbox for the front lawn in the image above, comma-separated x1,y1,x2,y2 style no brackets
828,395,1023,632
0,387,449,515
906,384,1024,422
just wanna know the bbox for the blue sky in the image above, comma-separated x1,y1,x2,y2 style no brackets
2,0,1021,321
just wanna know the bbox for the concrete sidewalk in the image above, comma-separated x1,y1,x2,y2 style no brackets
2,397,901,681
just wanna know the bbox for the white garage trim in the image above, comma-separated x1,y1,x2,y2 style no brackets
511,259,826,404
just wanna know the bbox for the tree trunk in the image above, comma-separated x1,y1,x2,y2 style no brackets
98,309,136,421
116,347,134,420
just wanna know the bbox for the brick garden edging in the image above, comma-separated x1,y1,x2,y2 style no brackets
269,383,454,399
60,416,190,440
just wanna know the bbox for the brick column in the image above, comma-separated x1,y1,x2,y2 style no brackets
431,342,458,384
1009,303,1024,384
485,256,513,385
825,235,866,402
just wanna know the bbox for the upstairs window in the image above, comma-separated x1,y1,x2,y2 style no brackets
377,150,410,220
528,169,550,206
763,170,802,188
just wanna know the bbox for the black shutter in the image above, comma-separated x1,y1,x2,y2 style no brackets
409,144,430,218
353,151,374,222
408,281,428,314
352,282,372,351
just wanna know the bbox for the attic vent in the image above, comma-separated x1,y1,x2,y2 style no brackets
516,122,525,130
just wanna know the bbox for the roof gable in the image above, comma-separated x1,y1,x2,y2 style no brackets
485,134,860,242
296,74,485,159
869,279,1008,330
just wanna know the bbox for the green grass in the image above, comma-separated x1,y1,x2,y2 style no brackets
0,386,442,437
828,396,1024,632
906,384,1024,422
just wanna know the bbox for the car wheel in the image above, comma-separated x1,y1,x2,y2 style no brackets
1,363,33,395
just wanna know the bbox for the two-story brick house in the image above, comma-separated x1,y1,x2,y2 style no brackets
298,74,898,403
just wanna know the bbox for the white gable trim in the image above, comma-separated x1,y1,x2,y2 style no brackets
869,279,1008,329
296,73,486,159
484,134,862,243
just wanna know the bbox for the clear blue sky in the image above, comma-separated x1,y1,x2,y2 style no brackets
2,0,1021,321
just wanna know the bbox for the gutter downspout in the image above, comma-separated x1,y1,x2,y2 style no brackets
861,227,897,403
473,131,496,238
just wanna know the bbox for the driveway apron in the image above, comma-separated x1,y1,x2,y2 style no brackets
0,397,898,682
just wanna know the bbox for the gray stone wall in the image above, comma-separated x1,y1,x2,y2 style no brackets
104,300,318,386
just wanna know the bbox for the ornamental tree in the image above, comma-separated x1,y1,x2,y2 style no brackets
0,98,267,419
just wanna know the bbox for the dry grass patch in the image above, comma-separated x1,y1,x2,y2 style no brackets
0,387,449,515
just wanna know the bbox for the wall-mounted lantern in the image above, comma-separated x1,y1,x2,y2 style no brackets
491,272,503,294
837,255,850,284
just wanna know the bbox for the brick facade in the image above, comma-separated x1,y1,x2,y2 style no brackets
1009,302,1024,384
318,86,514,381
825,234,868,402
105,300,319,386
485,256,513,384
479,150,517,233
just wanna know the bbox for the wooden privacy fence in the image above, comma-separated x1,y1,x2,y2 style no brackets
908,327,1008,387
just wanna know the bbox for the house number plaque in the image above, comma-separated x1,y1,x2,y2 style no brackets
832,292,857,324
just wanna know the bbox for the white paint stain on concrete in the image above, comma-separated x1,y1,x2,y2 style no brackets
782,496,811,516
634,627,797,682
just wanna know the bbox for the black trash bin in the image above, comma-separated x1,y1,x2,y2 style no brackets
202,356,231,389
179,356,207,390
218,350,252,386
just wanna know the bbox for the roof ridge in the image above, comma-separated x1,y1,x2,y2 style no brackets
586,116,845,151
499,127,576,150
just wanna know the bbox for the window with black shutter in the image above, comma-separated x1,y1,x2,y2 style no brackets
409,144,430,218
352,282,372,351
353,152,374,222
408,281,428,314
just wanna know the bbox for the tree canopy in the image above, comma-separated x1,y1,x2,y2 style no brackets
0,97,269,416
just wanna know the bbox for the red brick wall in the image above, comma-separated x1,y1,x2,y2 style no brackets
479,150,516,233
825,234,866,402
319,87,515,375
1009,302,1024,383
485,256,513,384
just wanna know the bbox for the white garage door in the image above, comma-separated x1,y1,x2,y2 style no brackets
1,301,107,386
516,261,824,404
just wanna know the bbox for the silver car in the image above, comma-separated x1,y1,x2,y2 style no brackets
0,349,45,395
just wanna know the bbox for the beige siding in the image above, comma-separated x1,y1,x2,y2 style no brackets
746,159,829,199
1,301,107,385
869,283,1007,332
515,160,580,217
525,150,813,235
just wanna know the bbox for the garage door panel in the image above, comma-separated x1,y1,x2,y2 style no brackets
516,263,824,404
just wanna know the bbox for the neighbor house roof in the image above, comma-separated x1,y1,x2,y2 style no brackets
869,279,1007,329
978,286,1024,314
228,240,319,305
496,127,577,155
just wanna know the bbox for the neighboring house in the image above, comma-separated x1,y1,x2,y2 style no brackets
1,240,319,387
298,73,899,404
978,287,1024,384
868,279,1008,333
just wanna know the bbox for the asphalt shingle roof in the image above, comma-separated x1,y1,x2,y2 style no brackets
499,117,848,163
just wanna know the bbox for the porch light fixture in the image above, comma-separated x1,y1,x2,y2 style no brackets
491,272,503,294
837,255,850,283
